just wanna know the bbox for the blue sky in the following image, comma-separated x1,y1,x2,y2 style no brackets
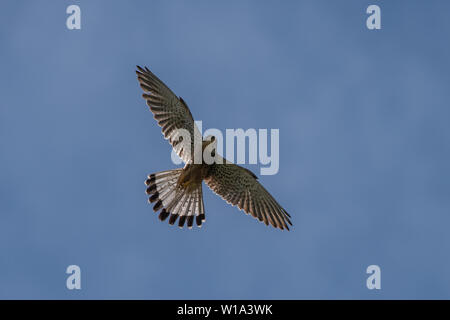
1,1,450,299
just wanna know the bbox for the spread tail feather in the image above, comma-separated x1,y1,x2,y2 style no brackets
145,169,205,229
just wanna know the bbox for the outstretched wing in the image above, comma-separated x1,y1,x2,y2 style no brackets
136,66,201,163
204,161,292,230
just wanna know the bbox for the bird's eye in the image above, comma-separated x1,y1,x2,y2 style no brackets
211,136,216,142
178,136,183,142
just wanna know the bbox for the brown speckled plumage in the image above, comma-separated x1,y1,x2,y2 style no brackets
137,66,291,230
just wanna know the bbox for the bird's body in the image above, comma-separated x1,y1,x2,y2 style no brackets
177,163,209,191
136,66,292,230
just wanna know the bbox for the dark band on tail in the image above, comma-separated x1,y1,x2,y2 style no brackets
145,171,205,229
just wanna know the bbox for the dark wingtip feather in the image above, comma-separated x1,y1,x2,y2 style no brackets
178,216,187,228
146,184,156,195
153,199,163,212
168,214,179,225
159,209,170,221
149,192,159,203
187,216,194,229
285,216,293,226
145,174,156,186
196,215,203,227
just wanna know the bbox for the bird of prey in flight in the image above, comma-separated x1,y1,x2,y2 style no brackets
136,66,292,230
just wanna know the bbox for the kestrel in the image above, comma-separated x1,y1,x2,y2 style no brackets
136,66,292,230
